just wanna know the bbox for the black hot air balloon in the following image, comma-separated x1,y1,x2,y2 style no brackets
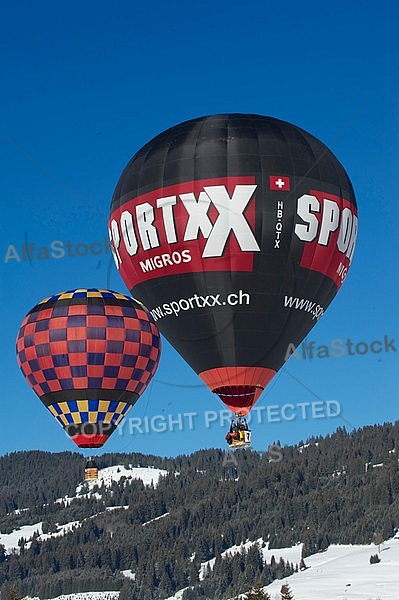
16,289,161,448
108,114,357,440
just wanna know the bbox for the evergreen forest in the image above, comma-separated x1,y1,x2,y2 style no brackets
0,421,398,599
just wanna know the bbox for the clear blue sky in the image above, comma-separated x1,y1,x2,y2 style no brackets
1,0,398,459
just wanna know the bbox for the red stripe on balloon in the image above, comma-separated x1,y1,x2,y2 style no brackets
199,366,276,415
71,433,110,448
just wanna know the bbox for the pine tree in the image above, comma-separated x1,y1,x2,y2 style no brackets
369,553,381,564
5,588,22,600
373,531,384,553
243,584,271,599
0,543,6,562
299,557,307,571
280,583,295,599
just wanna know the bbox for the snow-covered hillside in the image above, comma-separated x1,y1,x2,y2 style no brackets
7,463,399,600
0,464,167,554
18,535,399,600
169,536,399,600
0,520,79,553
264,536,399,600
25,593,119,600
199,538,302,580
75,464,167,495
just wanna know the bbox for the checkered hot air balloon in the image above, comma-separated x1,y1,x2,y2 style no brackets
16,289,161,448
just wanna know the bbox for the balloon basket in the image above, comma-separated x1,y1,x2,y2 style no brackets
226,426,252,448
228,436,252,449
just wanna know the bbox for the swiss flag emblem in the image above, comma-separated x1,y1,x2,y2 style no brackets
269,175,290,191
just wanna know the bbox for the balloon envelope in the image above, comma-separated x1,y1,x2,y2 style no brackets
109,114,357,415
16,289,161,447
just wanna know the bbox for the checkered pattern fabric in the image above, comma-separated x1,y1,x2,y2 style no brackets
16,289,161,440
48,398,131,428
